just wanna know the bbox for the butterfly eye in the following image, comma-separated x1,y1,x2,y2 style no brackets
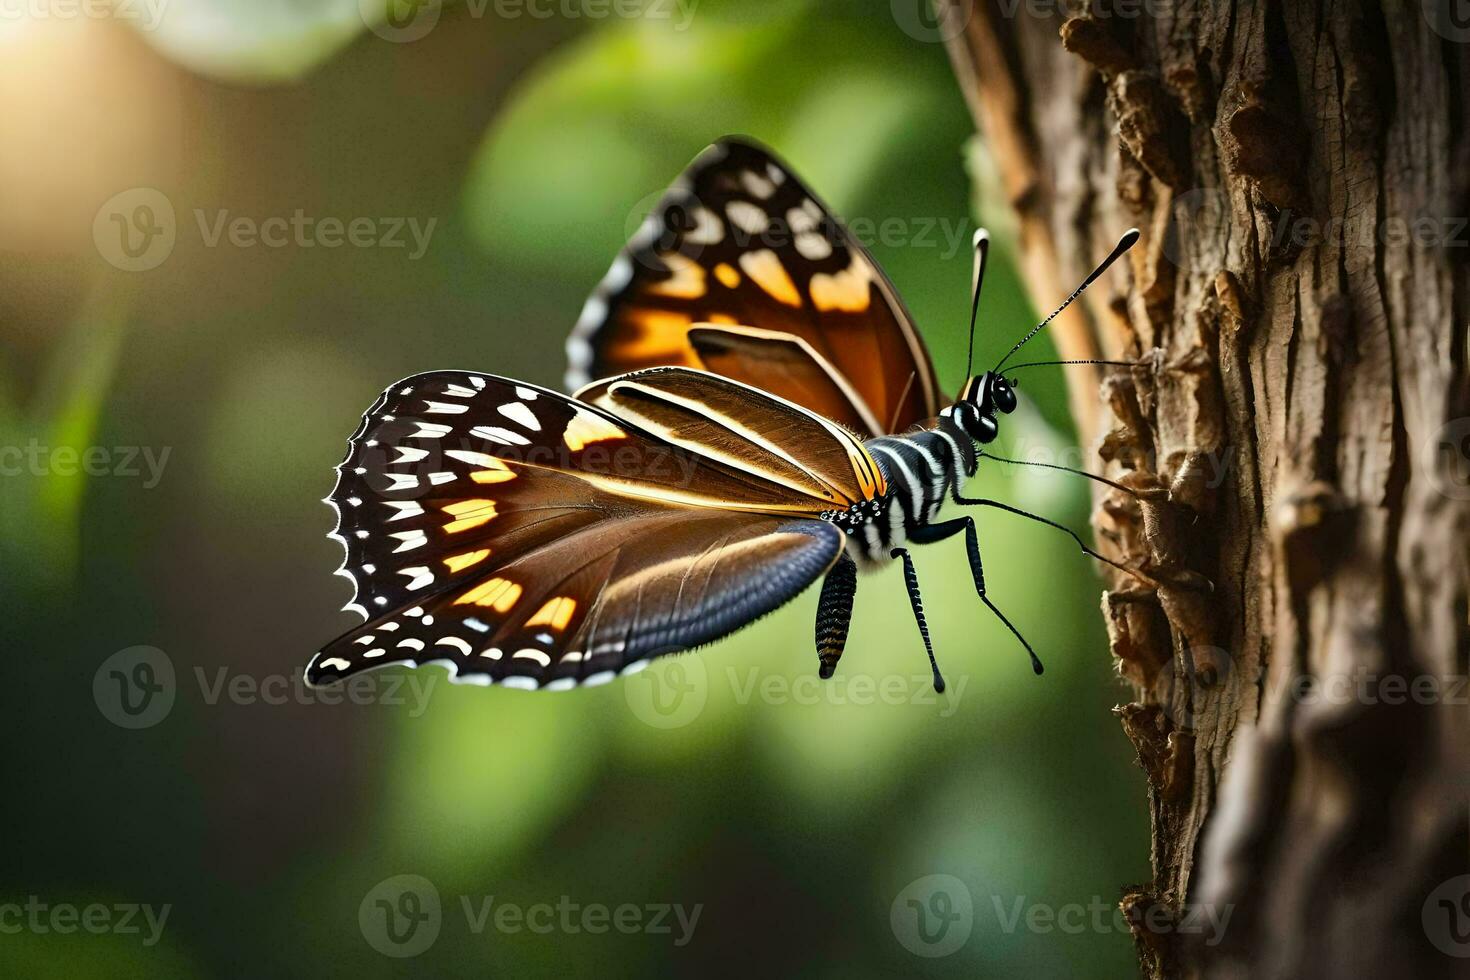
993,380,1017,415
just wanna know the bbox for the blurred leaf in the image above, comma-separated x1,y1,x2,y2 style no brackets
1,279,128,588
463,16,802,271
34,294,128,533
382,681,603,888
778,72,934,206
132,0,370,84
204,343,376,511
965,133,1019,247
0,905,200,979
887,767,1116,975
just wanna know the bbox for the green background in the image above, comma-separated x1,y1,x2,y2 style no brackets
0,1,1146,975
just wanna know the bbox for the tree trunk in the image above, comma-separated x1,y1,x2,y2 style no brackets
937,1,1470,976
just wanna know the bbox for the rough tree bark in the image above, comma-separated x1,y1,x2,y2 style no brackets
937,1,1470,977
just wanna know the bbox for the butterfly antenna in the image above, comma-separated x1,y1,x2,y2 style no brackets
965,229,990,378
994,228,1139,373
977,450,1168,501
1005,358,1140,372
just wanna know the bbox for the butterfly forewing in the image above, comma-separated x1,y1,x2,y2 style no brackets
567,137,940,436
310,370,856,689
576,366,885,503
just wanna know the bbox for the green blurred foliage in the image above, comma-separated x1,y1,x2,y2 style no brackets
132,0,370,83
1,2,1147,977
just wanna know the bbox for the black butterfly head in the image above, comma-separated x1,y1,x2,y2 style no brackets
978,372,1018,415
951,372,1017,444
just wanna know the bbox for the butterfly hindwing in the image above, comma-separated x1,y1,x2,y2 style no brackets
566,137,940,436
309,370,853,688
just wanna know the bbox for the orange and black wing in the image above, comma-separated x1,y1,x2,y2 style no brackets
565,137,940,437
307,369,878,689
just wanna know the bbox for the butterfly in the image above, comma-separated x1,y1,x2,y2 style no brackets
306,137,1140,692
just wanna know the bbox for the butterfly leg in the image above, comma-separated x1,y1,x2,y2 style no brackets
909,517,1044,675
815,553,857,679
889,547,945,693
951,492,1148,585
